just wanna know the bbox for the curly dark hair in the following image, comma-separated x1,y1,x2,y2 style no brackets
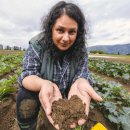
41,1,88,59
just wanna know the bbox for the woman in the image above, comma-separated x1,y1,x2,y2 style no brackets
16,1,102,130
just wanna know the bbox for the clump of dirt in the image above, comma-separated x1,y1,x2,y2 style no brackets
51,95,86,130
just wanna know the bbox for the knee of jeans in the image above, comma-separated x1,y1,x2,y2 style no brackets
19,99,38,119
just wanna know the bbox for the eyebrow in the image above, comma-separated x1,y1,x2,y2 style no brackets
57,25,77,30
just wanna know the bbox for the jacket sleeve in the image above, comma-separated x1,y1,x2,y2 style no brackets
72,49,93,86
18,43,42,87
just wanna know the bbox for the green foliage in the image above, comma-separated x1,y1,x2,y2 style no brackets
0,86,16,99
0,54,23,99
0,54,23,76
121,108,130,130
91,73,130,130
89,58,130,82
0,75,17,99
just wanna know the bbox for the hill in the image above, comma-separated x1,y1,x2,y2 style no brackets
88,43,130,54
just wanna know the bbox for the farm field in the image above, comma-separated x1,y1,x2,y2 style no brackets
0,51,130,130
0,51,23,130
89,54,130,64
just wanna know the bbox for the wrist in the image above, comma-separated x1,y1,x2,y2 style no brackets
40,79,54,90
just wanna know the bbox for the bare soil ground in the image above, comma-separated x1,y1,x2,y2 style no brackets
89,54,130,64
0,92,115,130
0,93,18,130
0,50,24,55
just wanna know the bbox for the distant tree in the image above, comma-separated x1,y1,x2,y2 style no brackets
0,44,3,50
5,45,11,50
13,46,21,50
118,52,120,55
90,50,106,54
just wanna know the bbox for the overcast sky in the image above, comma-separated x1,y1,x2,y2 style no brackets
0,0,130,48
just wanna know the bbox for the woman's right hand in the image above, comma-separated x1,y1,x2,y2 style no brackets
39,80,62,130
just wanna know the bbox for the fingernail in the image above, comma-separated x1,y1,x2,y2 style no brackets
99,96,103,101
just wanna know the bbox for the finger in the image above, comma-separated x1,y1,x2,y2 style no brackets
78,94,90,115
47,115,59,130
86,85,103,102
70,122,76,128
53,84,62,99
85,101,90,115
54,124,59,130
84,95,90,115
42,94,52,115
78,119,86,125
51,84,62,104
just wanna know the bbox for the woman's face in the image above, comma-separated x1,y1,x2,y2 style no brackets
52,14,78,51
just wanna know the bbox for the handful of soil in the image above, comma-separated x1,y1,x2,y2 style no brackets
51,95,86,130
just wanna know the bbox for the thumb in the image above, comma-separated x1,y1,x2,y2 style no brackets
53,84,62,100
41,94,52,115
87,85,103,102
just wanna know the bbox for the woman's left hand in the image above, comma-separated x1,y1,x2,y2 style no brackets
68,78,103,129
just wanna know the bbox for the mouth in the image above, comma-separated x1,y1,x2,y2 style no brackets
61,44,67,47
60,43,69,47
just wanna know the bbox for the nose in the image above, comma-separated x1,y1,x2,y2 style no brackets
62,32,69,42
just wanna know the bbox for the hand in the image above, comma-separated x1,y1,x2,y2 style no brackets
39,80,62,130
68,78,103,128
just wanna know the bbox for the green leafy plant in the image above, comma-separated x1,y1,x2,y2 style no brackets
91,73,130,130
0,86,16,99
89,58,130,83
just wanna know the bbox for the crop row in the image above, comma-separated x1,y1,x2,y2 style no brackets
89,58,130,83
91,73,130,130
0,67,22,99
0,54,23,76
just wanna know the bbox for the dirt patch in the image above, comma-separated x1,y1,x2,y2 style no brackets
0,94,17,130
0,50,24,55
89,55,118,59
0,94,115,130
99,57,130,64
85,108,115,130
51,95,86,130
89,55,130,64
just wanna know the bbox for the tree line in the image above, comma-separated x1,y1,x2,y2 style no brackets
0,44,26,51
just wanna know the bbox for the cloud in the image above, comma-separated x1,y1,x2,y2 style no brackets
88,18,130,46
86,0,130,46
0,0,130,48
86,0,130,22
0,0,58,48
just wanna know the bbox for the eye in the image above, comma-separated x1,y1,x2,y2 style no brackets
57,28,64,33
69,30,76,35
